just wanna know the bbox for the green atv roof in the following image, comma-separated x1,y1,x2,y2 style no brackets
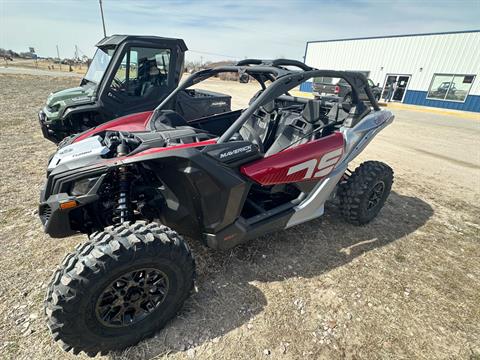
95,34,188,52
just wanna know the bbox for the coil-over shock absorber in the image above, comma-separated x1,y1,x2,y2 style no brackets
116,140,132,223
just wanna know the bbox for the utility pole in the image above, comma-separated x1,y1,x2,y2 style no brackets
99,0,107,38
56,45,61,70
75,45,79,69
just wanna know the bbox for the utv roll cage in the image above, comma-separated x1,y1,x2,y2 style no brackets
154,58,380,143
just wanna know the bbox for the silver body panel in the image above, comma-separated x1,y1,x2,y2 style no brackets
286,109,394,228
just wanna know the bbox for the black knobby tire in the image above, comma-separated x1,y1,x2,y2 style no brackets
338,161,393,225
45,221,195,356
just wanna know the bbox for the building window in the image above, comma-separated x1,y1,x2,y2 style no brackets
427,74,475,102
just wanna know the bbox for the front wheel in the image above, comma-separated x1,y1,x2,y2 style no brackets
338,161,393,225
45,221,195,356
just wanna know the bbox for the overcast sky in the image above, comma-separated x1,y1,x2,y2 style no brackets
1,0,479,62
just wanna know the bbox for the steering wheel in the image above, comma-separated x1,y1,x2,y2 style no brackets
111,77,126,92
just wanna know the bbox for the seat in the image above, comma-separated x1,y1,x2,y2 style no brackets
238,97,277,153
263,100,330,156
140,81,155,97
140,63,165,98
301,99,327,124
325,100,355,122
263,111,311,156
343,101,371,128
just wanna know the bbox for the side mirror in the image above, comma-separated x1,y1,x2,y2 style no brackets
239,73,249,83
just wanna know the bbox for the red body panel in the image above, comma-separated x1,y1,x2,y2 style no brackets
241,132,345,185
74,111,153,143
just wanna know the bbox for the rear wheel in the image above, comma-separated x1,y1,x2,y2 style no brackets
45,221,195,356
338,161,393,225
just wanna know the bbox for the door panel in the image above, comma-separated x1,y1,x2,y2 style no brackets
101,46,175,116
240,132,344,185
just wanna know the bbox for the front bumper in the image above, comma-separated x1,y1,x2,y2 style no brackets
39,191,102,238
39,192,79,238
38,109,64,144
39,170,106,238
38,110,50,139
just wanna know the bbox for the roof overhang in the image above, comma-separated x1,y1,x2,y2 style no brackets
95,34,188,51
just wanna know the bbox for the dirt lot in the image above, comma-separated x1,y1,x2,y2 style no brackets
0,73,479,360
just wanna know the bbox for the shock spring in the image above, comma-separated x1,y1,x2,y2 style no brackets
116,166,132,223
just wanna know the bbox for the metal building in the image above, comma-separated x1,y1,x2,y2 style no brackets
301,30,480,112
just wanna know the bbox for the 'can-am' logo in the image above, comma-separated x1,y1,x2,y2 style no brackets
219,145,252,159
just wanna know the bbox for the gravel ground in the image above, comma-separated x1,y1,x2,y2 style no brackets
0,73,479,360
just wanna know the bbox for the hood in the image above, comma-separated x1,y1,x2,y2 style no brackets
46,84,96,107
43,83,96,121
48,135,109,172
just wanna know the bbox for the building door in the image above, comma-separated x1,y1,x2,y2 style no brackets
381,74,411,102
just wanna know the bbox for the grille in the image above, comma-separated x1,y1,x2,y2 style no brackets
39,205,52,224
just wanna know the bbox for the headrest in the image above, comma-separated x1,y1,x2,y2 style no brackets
301,99,324,123
248,90,263,105
249,90,275,113
149,66,160,76
261,100,276,113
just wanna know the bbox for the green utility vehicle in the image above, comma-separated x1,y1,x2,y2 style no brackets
38,35,231,143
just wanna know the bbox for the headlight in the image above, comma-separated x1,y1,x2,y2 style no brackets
48,103,61,112
71,177,99,196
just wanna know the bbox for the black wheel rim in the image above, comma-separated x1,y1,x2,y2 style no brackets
95,268,169,328
367,181,385,210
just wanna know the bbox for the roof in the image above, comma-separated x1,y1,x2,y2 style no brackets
95,35,188,51
306,29,480,45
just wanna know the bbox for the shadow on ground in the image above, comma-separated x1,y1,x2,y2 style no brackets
112,191,433,359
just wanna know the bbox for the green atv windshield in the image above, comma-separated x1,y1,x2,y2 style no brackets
84,47,115,84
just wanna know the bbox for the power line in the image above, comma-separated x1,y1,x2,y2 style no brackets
189,49,241,60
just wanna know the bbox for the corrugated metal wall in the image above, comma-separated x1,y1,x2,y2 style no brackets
303,31,480,111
